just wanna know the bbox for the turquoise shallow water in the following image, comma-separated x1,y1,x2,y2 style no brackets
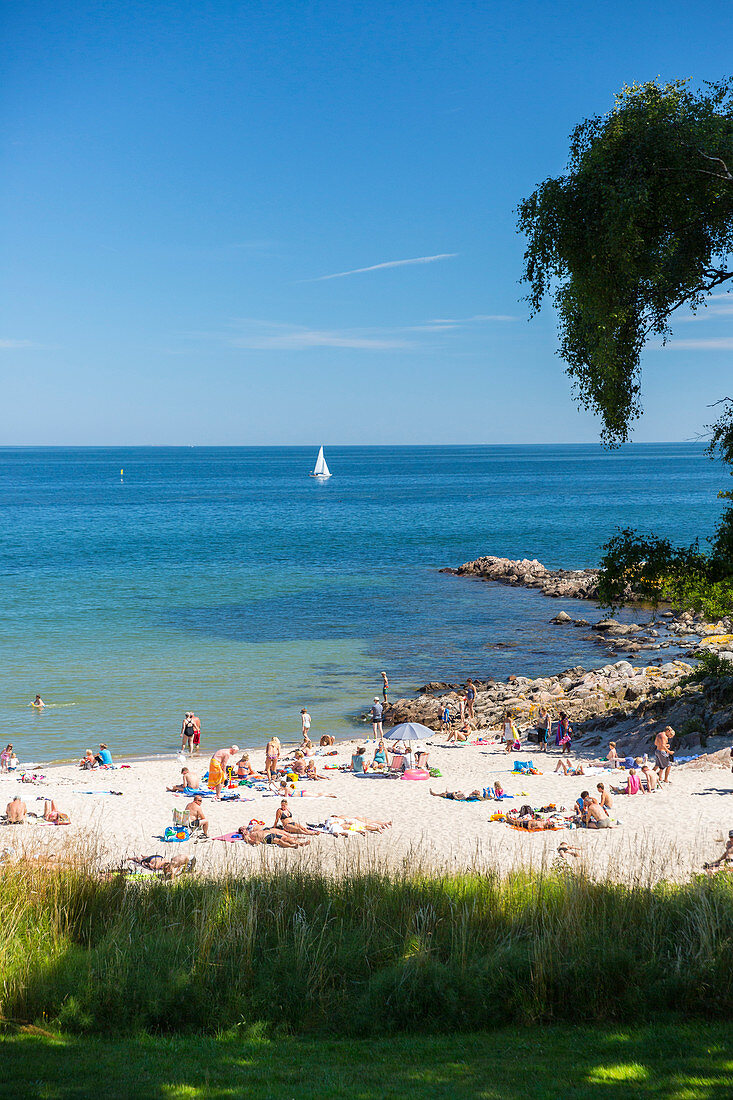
0,444,725,761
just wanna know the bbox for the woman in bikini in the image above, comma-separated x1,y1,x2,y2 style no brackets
272,800,319,836
265,737,281,780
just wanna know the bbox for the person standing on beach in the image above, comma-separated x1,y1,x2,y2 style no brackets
181,713,195,753
207,745,239,800
536,706,550,752
465,680,476,720
0,744,13,774
265,737,281,780
502,713,515,753
381,672,389,701
301,708,311,740
190,712,202,754
653,726,675,784
371,698,383,738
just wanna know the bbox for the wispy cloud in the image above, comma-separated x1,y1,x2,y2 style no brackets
307,253,458,282
430,314,519,324
662,337,733,350
0,339,37,349
678,302,733,322
193,320,411,351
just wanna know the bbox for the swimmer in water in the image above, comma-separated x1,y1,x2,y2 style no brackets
31,695,45,708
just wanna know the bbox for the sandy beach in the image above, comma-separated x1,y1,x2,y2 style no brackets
3,729,731,884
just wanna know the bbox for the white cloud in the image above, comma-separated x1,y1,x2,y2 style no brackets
0,339,36,349
307,253,458,282
214,320,411,351
662,337,733,350
429,314,519,324
677,302,733,322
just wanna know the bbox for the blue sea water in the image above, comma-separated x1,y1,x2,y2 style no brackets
0,444,726,762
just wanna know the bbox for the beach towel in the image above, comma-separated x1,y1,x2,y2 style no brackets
207,757,225,790
214,830,245,842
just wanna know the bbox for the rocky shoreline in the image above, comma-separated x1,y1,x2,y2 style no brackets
380,555,733,759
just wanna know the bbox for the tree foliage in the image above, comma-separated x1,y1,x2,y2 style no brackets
518,79,733,445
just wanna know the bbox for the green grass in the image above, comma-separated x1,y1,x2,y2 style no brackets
1,860,732,1036
1,1023,731,1099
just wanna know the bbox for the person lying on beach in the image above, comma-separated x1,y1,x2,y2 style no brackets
241,823,312,848
5,797,26,824
207,745,239,799
273,800,319,835
429,788,492,801
703,830,733,873
553,841,582,870
167,767,200,792
584,797,616,828
351,746,369,774
127,854,197,879
185,795,210,836
43,800,70,824
554,759,585,776
596,783,613,812
323,814,392,835
79,749,97,770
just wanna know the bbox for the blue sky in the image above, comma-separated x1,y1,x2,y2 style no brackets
3,0,732,444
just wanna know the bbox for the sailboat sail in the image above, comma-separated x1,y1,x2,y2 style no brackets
311,446,331,478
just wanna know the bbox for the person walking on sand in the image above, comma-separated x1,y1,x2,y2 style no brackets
370,698,383,738
465,679,476,720
381,672,389,701
207,745,239,800
265,737,281,780
301,708,311,740
653,726,675,784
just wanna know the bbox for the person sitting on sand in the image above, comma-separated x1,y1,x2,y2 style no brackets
5,796,26,824
446,722,468,743
43,800,70,824
351,746,369,774
494,780,505,799
607,742,620,768
703,830,733,874
371,740,389,769
305,759,329,781
585,797,615,828
272,800,319,835
626,768,643,795
207,745,239,799
641,765,658,792
241,822,312,848
289,750,308,777
167,767,200,792
0,744,13,774
429,788,491,801
79,749,97,770
95,743,113,767
185,795,209,836
235,753,262,780
596,783,613,813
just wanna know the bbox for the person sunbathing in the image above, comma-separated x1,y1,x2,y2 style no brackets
5,797,26,824
324,814,392,834
429,788,490,801
493,780,505,798
127,854,196,879
305,759,329,781
241,822,311,848
351,746,369,774
554,759,585,775
703,831,733,874
596,783,613,812
371,740,389,770
79,749,97,770
185,795,209,836
446,723,469,743
641,765,658,792
167,767,200,792
43,800,70,824
606,742,620,768
273,800,319,835
585,797,615,828
236,753,265,780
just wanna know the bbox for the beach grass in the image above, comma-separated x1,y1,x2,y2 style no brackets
1,1022,732,1099
1,853,732,1038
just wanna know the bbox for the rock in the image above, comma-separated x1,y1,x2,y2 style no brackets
573,619,590,627
593,619,620,631
551,611,572,623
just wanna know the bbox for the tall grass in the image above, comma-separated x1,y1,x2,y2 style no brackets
1,851,731,1036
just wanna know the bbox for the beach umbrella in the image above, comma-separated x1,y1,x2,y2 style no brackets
388,722,435,745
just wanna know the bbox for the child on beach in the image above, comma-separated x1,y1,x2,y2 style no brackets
0,745,13,774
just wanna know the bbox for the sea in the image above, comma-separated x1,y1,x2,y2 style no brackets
0,444,726,763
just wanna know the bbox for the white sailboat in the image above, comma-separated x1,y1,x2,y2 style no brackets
310,445,332,480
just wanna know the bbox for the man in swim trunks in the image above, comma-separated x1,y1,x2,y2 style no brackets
185,795,210,836
653,726,675,784
585,797,614,828
190,712,202,753
207,745,239,800
371,699,383,738
6,796,26,823
167,767,199,792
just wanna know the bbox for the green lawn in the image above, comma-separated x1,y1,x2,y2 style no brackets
1,1023,731,1100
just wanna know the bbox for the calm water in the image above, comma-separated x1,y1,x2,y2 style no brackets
0,444,725,762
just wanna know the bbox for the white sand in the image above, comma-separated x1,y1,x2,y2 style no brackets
2,736,732,883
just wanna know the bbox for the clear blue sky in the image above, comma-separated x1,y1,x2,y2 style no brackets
3,0,732,444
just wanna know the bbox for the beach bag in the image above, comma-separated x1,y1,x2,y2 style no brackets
164,826,190,842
